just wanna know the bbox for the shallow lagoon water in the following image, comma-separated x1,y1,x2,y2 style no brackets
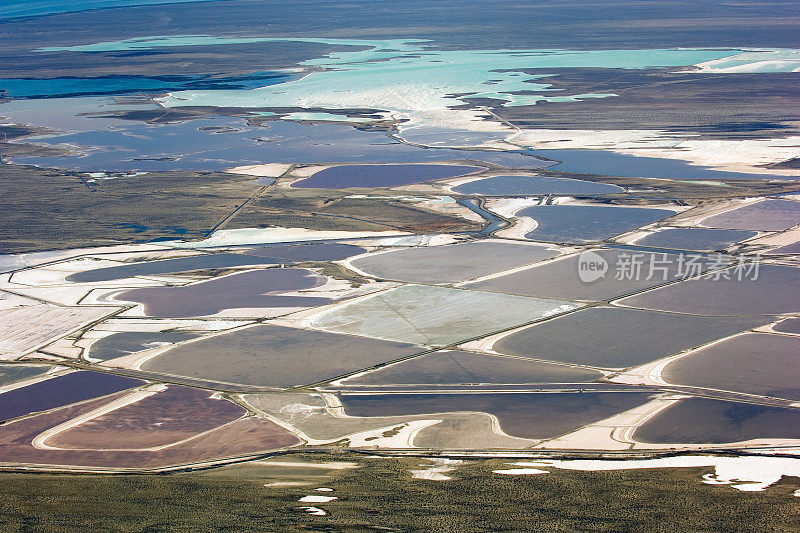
0,72,297,99
292,164,483,189
519,204,675,243
454,175,624,196
12,117,550,172
1,0,206,19
0,364,52,387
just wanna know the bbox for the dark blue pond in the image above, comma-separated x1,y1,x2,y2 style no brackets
453,174,624,196
0,371,143,422
635,227,758,251
519,204,675,243
292,164,484,189
0,72,297,99
535,149,793,181
11,118,552,172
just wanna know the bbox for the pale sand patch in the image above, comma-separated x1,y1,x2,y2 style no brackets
409,458,463,481
484,197,540,218
251,461,360,470
499,456,800,493
161,227,410,248
226,163,292,177
510,129,800,176
298,495,338,503
299,506,327,515
0,305,117,360
493,217,538,239
287,165,331,178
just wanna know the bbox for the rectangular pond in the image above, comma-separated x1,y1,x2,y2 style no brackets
141,324,422,388
0,371,143,422
349,241,561,284
467,248,723,302
344,350,602,385
635,227,758,252
339,392,653,440
661,332,800,400
535,148,794,181
310,285,579,346
634,398,800,444
493,307,770,369
518,204,675,243
618,264,800,316
701,199,800,231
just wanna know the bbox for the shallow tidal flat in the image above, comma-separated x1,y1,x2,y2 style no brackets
141,325,421,387
0,363,52,387
453,175,624,196
349,241,560,284
116,268,331,317
10,116,546,172
86,331,202,361
635,227,758,252
662,332,800,400
701,199,800,231
310,285,578,346
492,307,769,369
634,398,800,444
292,164,484,189
339,392,653,440
466,248,716,301
69,243,365,283
519,205,675,243
618,264,800,316
344,350,602,385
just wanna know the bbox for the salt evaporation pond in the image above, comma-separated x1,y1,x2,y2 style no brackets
292,164,483,189
0,363,52,387
534,148,794,181
0,371,142,421
116,268,331,317
87,331,202,361
68,243,365,283
519,204,675,242
454,175,624,196
635,227,758,251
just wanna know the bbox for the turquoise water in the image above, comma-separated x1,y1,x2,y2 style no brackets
41,37,799,114
0,72,296,99
1,0,207,19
